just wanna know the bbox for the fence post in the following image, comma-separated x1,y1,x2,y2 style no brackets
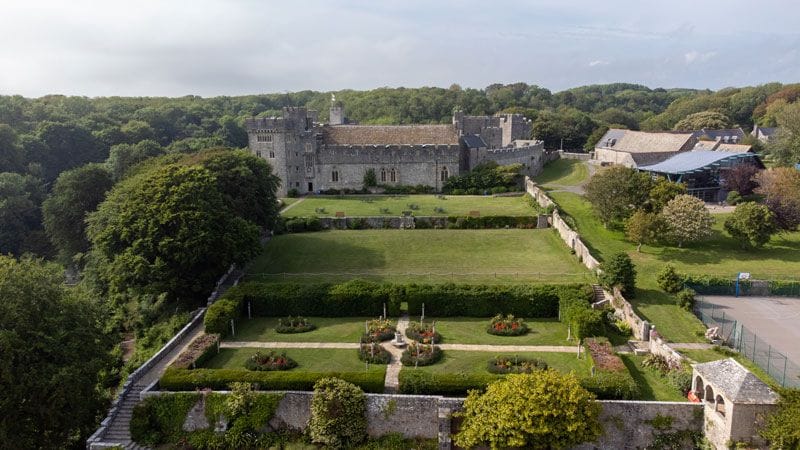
767,345,772,374
782,357,788,387
753,334,757,361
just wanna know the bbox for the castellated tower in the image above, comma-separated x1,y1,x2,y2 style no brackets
329,94,345,125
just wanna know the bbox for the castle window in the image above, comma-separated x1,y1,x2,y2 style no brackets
269,151,275,158
296,166,300,172
390,168,397,183
256,150,262,158
440,166,449,181
331,170,339,182
295,182,300,187
305,143,313,152
380,168,387,182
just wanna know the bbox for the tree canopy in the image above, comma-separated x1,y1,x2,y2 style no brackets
585,166,653,226
0,256,113,449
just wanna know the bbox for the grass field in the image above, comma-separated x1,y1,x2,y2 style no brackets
620,354,686,401
202,348,385,375
533,159,590,187
281,194,536,217
402,350,591,376
426,317,570,345
248,229,589,284
279,198,301,210
228,317,373,343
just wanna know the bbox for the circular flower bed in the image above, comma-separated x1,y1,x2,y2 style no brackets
486,314,529,336
401,343,442,366
405,321,442,344
361,318,396,343
357,342,391,364
244,351,298,371
275,316,317,334
487,356,548,374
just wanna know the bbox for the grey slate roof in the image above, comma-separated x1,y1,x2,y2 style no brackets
692,128,746,142
462,134,487,149
595,128,695,153
693,358,780,404
638,150,759,175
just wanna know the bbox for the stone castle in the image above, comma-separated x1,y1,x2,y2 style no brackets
245,101,546,196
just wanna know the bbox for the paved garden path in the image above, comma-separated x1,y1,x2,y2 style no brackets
222,341,359,349
669,342,715,350
279,197,305,213
382,315,410,393
221,341,579,353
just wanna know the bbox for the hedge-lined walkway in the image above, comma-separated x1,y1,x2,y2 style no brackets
219,341,579,353
383,315,410,393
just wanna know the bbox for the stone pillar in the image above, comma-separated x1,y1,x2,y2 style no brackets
438,407,452,450
641,321,651,341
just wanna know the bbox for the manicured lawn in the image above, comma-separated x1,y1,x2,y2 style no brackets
620,354,686,402
425,317,571,345
201,348,385,375
281,194,536,217
534,159,589,187
546,191,800,343
279,197,300,210
404,351,590,376
228,317,374,343
248,229,590,284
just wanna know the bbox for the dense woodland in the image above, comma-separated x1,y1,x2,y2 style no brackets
2,82,800,448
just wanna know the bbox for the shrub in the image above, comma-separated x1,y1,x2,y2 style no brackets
204,299,239,336
275,316,316,333
405,321,441,344
400,343,442,366
454,371,602,450
130,393,200,446
443,215,539,229
726,190,742,205
641,354,670,374
666,368,693,395
361,318,396,343
569,307,605,340
760,388,800,448
357,342,391,364
486,314,529,336
599,252,636,297
661,194,715,247
657,264,684,294
443,162,522,193
159,367,386,393
171,333,219,369
309,378,367,449
398,370,499,395
724,202,777,249
287,188,299,198
676,288,696,310
244,351,297,371
363,169,377,188
579,371,640,400
487,356,548,374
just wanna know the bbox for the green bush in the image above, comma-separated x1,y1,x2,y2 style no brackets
487,356,548,374
130,393,200,446
558,285,603,339
204,299,239,336
398,370,499,395
676,288,696,310
287,188,299,198
486,313,529,336
159,367,386,393
599,252,636,297
244,351,298,371
726,190,741,205
657,264,684,294
443,215,538,229
400,343,442,366
578,372,640,400
309,378,367,449
357,343,391,364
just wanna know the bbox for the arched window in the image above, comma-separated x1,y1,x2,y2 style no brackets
269,151,275,158
694,376,705,400
266,134,273,142
715,395,726,417
705,386,714,404
440,166,449,182
380,168,387,182
390,168,397,183
331,170,339,182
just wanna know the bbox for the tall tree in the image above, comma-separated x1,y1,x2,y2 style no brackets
724,202,777,249
721,164,761,196
105,140,163,181
661,194,715,247
755,167,800,231
0,172,47,256
0,256,113,449
673,110,732,131
0,124,24,173
42,163,114,263
585,166,654,226
647,178,687,213
767,102,800,166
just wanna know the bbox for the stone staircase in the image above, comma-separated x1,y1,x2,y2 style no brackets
591,284,610,308
100,385,148,449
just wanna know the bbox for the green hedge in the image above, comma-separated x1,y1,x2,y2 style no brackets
579,371,640,400
684,275,800,297
159,368,386,393
131,393,200,446
559,285,604,339
204,299,239,336
398,370,500,395
440,216,539,229
216,281,591,319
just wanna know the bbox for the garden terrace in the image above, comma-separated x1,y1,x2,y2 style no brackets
247,229,590,284
281,194,537,217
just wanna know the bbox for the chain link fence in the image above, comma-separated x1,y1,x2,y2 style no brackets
695,300,800,388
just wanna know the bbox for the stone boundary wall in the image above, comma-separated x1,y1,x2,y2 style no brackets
559,150,592,161
86,265,239,448
141,388,702,450
649,330,685,368
524,177,599,271
612,287,651,341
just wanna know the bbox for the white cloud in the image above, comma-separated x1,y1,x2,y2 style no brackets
589,60,610,67
684,50,718,64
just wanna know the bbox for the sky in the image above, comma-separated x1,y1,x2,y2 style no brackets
1,0,799,98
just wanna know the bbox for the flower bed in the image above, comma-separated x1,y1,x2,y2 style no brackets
361,318,396,343
275,316,317,334
486,314,529,336
170,333,219,369
244,351,298,371
401,343,442,366
585,338,625,371
583,337,639,399
405,321,442,344
487,356,548,374
357,342,391,364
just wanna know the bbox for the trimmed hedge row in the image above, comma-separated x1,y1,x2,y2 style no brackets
205,282,593,325
159,367,386,393
685,274,800,297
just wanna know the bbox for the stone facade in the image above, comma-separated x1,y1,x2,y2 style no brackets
246,104,545,196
